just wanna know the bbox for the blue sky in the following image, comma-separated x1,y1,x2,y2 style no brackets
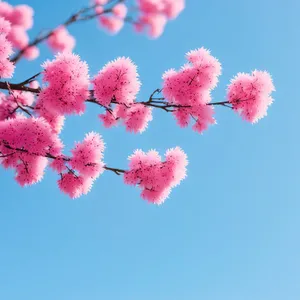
1,0,300,299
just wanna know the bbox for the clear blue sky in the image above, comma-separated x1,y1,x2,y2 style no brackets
1,0,300,299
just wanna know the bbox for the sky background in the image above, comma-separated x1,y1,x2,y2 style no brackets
1,0,300,299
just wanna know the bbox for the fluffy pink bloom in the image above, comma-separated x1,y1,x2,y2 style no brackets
95,6,104,14
0,21,14,78
35,98,65,134
162,48,221,133
93,57,141,106
112,3,128,19
0,16,11,34
7,25,29,48
49,156,67,173
23,45,39,60
138,0,165,14
47,26,75,53
124,104,152,133
29,80,39,89
57,132,105,199
0,3,35,60
0,90,33,121
0,91,15,120
70,132,105,178
124,147,188,204
99,103,153,133
8,5,33,30
98,110,118,128
15,154,48,186
37,52,89,115
6,90,35,107
141,13,167,38
136,0,185,37
0,57,14,78
99,15,124,34
0,117,63,186
162,0,185,19
0,2,13,19
227,70,275,123
94,0,108,4
0,33,12,57
58,173,93,199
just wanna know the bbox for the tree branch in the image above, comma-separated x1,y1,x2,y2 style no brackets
1,143,126,176
10,0,126,63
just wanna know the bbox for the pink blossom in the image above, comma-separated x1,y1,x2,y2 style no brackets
162,48,221,133
38,52,89,115
23,45,39,60
138,0,165,14
50,156,67,173
95,6,104,14
70,132,105,178
191,105,216,134
0,34,12,57
99,15,124,34
141,13,167,38
15,154,48,186
136,0,185,38
0,90,33,121
227,70,275,123
0,57,14,78
162,0,185,19
0,21,14,78
93,57,141,106
56,132,105,199
35,98,65,134
0,16,11,35
58,173,92,199
7,25,29,49
112,3,128,19
0,117,63,186
0,91,16,120
0,2,13,19
8,5,34,30
124,147,188,204
94,0,108,5
47,26,75,53
124,104,153,133
29,80,39,89
98,110,118,128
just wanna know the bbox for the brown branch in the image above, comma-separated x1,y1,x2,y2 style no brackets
1,143,126,176
0,81,40,93
10,0,126,63
104,166,126,175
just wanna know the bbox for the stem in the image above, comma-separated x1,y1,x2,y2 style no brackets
1,143,126,176
10,0,126,63
0,81,40,93
104,166,126,175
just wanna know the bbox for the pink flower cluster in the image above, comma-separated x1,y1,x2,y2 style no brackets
93,57,153,133
0,17,14,78
227,71,275,123
0,1,38,59
95,0,128,34
56,132,105,198
124,147,188,204
47,26,75,53
135,0,185,38
99,103,153,133
0,90,34,121
0,116,63,186
93,57,141,106
36,52,89,132
163,48,222,133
